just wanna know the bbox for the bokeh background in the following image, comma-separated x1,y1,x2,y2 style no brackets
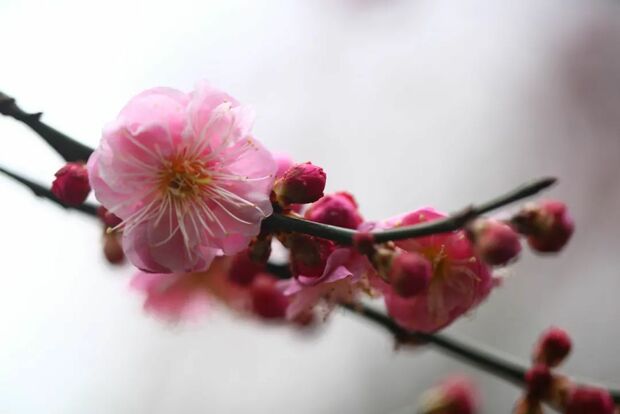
1,0,620,413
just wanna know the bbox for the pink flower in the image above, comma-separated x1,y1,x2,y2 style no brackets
88,82,276,273
130,257,249,321
381,208,494,333
281,248,375,320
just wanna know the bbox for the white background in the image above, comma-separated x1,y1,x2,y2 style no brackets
1,0,620,413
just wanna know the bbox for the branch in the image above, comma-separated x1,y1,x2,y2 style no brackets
343,303,620,405
0,91,94,162
0,165,98,216
1,167,618,406
263,177,556,245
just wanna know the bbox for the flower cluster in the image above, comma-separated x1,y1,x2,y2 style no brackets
46,82,575,334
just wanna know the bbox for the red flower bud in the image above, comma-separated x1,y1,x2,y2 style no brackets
305,191,363,229
51,162,91,206
97,206,122,228
250,274,289,320
228,250,266,286
273,162,326,206
533,327,572,368
289,234,335,278
419,376,479,414
468,219,521,266
389,251,431,298
565,387,615,414
525,365,553,400
513,201,574,253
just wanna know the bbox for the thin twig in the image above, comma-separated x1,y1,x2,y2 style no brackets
0,91,94,162
263,177,556,245
0,165,98,216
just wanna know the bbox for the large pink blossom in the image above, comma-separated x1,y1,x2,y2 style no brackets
88,82,276,273
381,208,494,333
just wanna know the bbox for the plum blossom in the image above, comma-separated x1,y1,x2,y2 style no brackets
130,257,249,321
281,248,376,320
88,82,276,273
381,208,494,333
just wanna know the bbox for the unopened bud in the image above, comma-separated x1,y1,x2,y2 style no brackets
228,250,265,286
533,327,572,368
525,365,553,400
305,191,363,229
250,274,289,320
389,251,432,298
418,376,479,414
289,234,335,277
273,162,326,206
51,162,91,206
97,206,122,228
513,398,543,414
468,219,521,266
513,201,574,253
565,386,615,414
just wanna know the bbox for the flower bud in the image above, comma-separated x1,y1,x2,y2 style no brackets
513,201,574,253
250,273,289,319
305,192,363,229
103,233,124,264
565,387,615,414
533,327,572,367
353,231,375,255
228,250,266,286
97,206,122,229
51,162,91,206
513,398,543,414
389,251,431,298
273,162,326,206
468,219,521,266
289,234,335,277
525,365,553,400
418,376,479,414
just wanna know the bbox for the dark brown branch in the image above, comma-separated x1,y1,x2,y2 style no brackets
0,91,94,162
263,177,556,245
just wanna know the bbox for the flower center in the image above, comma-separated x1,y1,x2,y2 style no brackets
159,155,212,199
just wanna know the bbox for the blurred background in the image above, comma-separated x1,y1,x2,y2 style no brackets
1,0,620,412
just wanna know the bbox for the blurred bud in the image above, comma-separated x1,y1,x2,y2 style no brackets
353,231,375,255
228,250,265,286
512,201,574,253
248,234,273,263
289,234,335,277
305,191,363,229
97,206,122,229
419,376,480,414
513,398,543,414
565,387,615,414
389,251,432,298
468,219,521,266
103,232,124,264
51,162,91,206
525,365,553,400
250,273,289,320
533,327,572,368
273,162,326,206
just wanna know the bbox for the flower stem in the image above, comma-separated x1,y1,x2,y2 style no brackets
263,176,556,245
0,91,93,162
